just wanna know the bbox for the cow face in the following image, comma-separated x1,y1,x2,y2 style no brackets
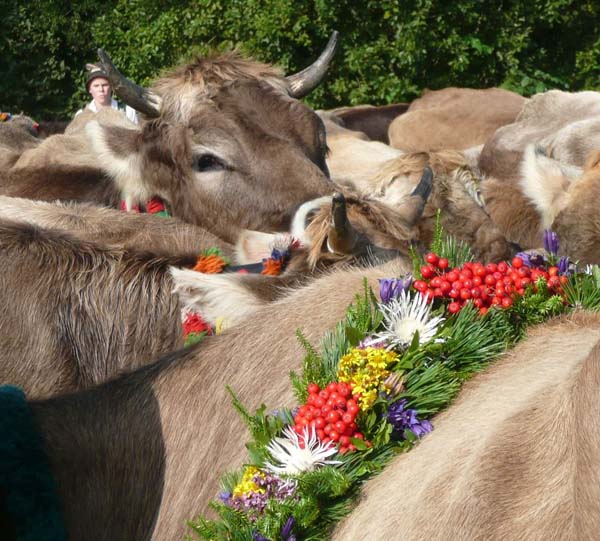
87,84,331,242
89,34,339,243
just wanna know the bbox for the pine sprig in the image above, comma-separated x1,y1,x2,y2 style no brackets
403,363,461,415
563,272,600,311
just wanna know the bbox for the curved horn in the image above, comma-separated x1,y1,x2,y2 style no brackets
411,166,433,201
286,31,340,99
326,192,358,254
97,49,162,118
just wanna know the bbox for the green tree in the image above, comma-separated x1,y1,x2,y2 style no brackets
2,0,600,119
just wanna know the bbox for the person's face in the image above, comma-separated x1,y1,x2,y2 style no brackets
89,77,112,106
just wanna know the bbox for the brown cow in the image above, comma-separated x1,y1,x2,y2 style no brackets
0,219,239,398
318,146,513,263
326,102,410,143
520,145,600,264
0,195,232,257
479,89,600,249
317,109,514,262
334,310,600,539
81,36,341,243
388,87,526,152
0,37,339,244
17,258,406,540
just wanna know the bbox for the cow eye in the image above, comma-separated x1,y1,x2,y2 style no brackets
192,154,226,172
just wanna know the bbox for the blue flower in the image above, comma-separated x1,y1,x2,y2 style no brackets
387,399,433,439
379,276,412,304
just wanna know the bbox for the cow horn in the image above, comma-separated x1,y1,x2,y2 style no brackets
326,192,357,254
411,166,434,201
286,31,339,98
97,49,162,118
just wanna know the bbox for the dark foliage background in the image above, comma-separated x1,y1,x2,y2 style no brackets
1,0,599,119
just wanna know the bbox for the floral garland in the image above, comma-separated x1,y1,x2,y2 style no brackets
188,225,600,541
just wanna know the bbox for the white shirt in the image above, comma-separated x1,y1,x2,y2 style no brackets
76,98,139,125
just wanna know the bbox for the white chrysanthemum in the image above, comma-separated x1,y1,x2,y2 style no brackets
265,426,341,475
584,264,596,275
374,289,444,349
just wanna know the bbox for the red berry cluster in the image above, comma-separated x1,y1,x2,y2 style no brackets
293,382,366,454
413,253,568,316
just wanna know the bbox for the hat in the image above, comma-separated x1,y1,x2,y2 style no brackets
85,63,110,91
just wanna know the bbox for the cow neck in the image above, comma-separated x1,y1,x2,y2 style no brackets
118,197,301,344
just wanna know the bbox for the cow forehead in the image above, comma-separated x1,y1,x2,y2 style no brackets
186,82,327,165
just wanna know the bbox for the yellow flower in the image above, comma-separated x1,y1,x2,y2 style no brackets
338,347,398,411
232,466,266,497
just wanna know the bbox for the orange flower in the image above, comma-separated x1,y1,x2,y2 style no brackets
193,254,228,274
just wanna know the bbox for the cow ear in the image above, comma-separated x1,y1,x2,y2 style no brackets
520,144,571,228
585,149,600,171
392,167,433,227
170,267,266,328
85,120,154,209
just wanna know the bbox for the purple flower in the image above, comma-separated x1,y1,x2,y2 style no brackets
218,491,231,503
252,517,296,541
379,276,412,304
387,399,433,439
543,230,559,256
281,517,296,541
516,251,546,268
557,256,573,276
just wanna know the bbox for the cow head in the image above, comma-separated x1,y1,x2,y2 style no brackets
86,34,339,243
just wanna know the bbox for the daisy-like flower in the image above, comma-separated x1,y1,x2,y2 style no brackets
265,425,341,475
374,289,444,350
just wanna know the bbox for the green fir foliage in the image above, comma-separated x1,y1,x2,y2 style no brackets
563,268,600,311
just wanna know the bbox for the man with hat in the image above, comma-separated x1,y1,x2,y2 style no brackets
75,63,139,124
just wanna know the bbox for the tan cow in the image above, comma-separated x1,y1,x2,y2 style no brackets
334,310,600,539
19,259,406,540
318,110,405,192
479,89,600,249
6,261,599,539
520,146,600,264
388,87,526,152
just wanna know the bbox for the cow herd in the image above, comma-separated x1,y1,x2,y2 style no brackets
1,31,600,539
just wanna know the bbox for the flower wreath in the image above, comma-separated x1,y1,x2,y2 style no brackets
187,221,600,541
